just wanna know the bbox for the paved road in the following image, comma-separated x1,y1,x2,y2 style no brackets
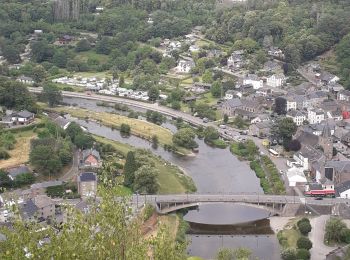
60,150,79,182
309,215,336,260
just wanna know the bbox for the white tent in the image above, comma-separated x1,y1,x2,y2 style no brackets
287,167,307,187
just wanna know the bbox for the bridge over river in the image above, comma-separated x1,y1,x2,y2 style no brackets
130,193,347,216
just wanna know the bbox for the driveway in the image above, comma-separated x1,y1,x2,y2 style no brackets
60,150,79,181
309,215,336,260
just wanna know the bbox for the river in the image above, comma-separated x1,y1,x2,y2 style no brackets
63,97,281,259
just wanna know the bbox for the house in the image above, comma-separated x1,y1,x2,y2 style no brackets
78,172,97,198
327,82,344,93
337,90,350,102
58,35,73,45
243,74,263,90
250,114,270,124
325,161,350,186
286,94,309,111
321,72,339,85
32,195,55,221
18,194,55,222
53,116,71,130
335,180,350,198
249,121,272,137
11,110,35,125
7,166,31,181
222,98,262,117
308,109,325,124
286,110,306,126
266,74,286,88
34,30,43,34
176,59,195,73
80,149,101,169
227,51,244,70
263,60,280,72
287,167,307,187
183,96,197,103
292,144,324,171
268,47,284,58
17,76,34,85
224,90,241,100
307,91,328,107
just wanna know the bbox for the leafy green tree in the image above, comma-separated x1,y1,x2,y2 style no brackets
148,86,159,102
74,134,94,149
30,145,62,176
296,249,310,260
0,170,12,188
59,148,73,165
281,248,296,260
223,114,229,124
211,81,222,98
42,83,62,107
123,151,137,187
274,97,287,115
152,135,159,149
120,123,131,136
52,51,68,68
3,45,21,64
0,80,36,111
14,173,35,187
340,228,350,244
325,218,347,243
204,126,219,143
202,70,213,83
66,122,83,142
75,39,91,52
297,237,312,250
172,128,198,149
133,165,159,194
273,118,297,150
32,65,47,83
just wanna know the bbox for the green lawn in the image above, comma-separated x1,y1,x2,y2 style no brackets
198,92,219,106
93,136,196,194
76,50,109,64
74,71,112,78
277,218,303,249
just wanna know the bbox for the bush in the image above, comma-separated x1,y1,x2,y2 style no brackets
296,249,310,260
281,248,296,260
143,204,154,221
120,123,131,136
297,236,312,250
298,221,312,235
340,228,350,244
0,149,10,159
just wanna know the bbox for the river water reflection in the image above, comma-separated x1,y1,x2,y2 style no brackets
62,97,281,259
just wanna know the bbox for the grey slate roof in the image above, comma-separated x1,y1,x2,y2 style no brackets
223,98,242,108
7,166,31,179
79,172,97,182
20,200,38,220
15,110,34,118
336,180,350,197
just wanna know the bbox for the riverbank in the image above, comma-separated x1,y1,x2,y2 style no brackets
230,140,286,195
42,104,192,155
94,135,196,194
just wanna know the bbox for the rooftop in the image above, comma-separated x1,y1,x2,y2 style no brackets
79,172,97,182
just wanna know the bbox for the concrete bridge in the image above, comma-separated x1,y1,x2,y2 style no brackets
130,193,346,216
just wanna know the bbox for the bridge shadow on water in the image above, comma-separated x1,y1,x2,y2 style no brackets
187,218,274,235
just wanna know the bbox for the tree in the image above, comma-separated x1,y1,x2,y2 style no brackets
233,116,246,129
133,165,159,194
274,97,287,115
211,81,222,98
298,221,312,236
75,39,91,52
0,170,12,188
0,80,36,111
32,65,47,83
296,249,310,260
340,228,350,243
288,139,301,152
120,123,131,136
30,145,62,177
285,44,301,68
74,134,94,149
14,173,35,187
325,218,347,243
52,51,68,68
148,86,159,102
202,70,213,83
172,128,198,149
223,114,229,124
281,248,296,260
297,237,312,250
204,126,219,143
3,45,20,64
273,118,297,149
152,135,159,149
42,84,62,107
66,122,83,142
123,151,137,187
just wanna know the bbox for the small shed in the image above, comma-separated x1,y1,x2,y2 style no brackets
287,167,307,187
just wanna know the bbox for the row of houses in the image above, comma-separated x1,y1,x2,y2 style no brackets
0,110,35,127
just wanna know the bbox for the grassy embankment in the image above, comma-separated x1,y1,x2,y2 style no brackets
230,140,285,194
0,129,37,169
277,218,303,249
44,105,191,155
94,135,196,194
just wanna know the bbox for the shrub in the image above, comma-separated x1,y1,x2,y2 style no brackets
298,221,312,235
281,248,296,260
297,237,312,250
0,150,10,159
340,228,350,244
120,123,131,136
296,249,310,260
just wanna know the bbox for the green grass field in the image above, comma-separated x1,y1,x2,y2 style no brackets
76,50,109,64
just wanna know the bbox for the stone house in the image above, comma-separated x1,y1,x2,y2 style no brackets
221,98,262,118
176,59,195,73
78,172,97,198
308,109,325,124
249,121,272,137
266,74,286,88
337,90,350,102
243,74,263,90
286,110,306,126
